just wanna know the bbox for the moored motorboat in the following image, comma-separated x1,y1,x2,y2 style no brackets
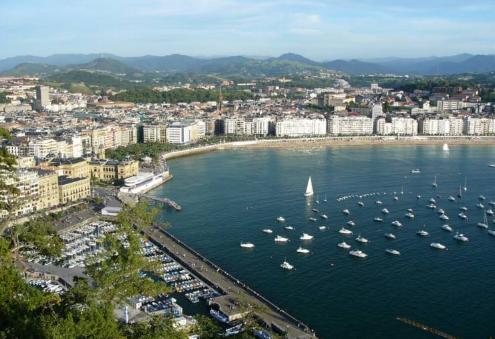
299,233,314,240
391,220,403,227
448,195,456,202
319,226,327,230
405,212,415,219
320,214,328,219
262,229,273,234
376,200,383,205
312,208,319,213
240,242,255,248
342,209,350,215
347,220,356,227
373,217,383,222
486,209,494,216
339,227,353,235
381,208,390,214
426,203,436,209
459,206,468,212
417,230,429,237
284,226,294,231
337,241,351,249
274,235,289,242
488,229,495,237
296,247,310,254
385,248,401,256
309,217,317,222
430,242,447,250
458,212,468,220
441,224,453,232
355,235,369,244
453,232,469,242
439,214,449,221
384,233,396,239
358,201,365,207
276,216,286,222
280,260,294,270
411,169,421,174
349,249,367,258
476,202,485,209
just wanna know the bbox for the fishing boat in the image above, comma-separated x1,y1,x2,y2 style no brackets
349,249,368,258
342,209,350,215
391,220,403,227
454,232,469,242
416,230,430,237
385,233,396,239
347,220,356,227
274,235,289,242
339,227,353,235
430,242,447,250
432,176,438,188
276,216,286,222
240,242,255,248
386,249,401,256
477,212,489,229
337,241,351,249
304,177,314,197
373,217,383,222
355,235,369,244
299,233,314,241
296,247,310,254
441,224,453,232
443,143,449,151
320,214,328,219
262,229,273,234
280,260,294,270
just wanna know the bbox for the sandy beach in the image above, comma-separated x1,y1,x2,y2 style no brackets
162,136,495,160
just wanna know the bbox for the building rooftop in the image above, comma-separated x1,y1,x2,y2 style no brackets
58,176,87,185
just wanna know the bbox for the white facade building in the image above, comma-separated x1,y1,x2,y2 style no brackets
327,116,373,136
275,119,327,137
166,123,193,144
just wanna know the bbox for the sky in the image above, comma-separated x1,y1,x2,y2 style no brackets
1,0,495,60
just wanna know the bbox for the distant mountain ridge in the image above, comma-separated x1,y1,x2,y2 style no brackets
1,52,495,76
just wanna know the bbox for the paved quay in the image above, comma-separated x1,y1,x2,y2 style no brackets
144,226,316,339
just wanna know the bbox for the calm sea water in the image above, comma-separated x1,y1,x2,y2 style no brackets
152,145,495,338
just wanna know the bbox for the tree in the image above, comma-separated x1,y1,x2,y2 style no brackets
16,217,64,257
193,315,222,339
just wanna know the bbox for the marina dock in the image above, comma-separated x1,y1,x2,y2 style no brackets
143,195,182,211
144,226,316,339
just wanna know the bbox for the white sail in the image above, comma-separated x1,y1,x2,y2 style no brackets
443,143,449,151
304,176,314,197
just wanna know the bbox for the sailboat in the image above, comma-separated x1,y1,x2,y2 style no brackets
304,177,314,197
432,175,437,188
323,194,328,203
457,184,462,198
443,143,449,151
463,177,467,192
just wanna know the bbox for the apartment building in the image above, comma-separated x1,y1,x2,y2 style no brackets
89,159,139,182
327,116,373,136
275,118,327,137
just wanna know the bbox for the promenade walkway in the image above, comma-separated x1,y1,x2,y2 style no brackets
144,226,316,339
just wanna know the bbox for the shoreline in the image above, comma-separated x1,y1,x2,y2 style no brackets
162,136,495,160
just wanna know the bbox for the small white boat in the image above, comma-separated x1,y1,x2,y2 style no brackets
384,233,396,239
479,195,486,201
407,208,414,213
262,229,273,234
342,209,350,215
459,206,468,212
337,241,351,249
391,220,403,227
426,203,436,209
358,201,365,207
300,233,314,241
437,208,445,215
393,196,399,201
240,242,255,248
441,224,453,232
439,214,449,221
489,164,495,168
323,194,328,203
373,217,383,222
320,214,328,219
349,249,367,258
430,242,447,250
381,208,390,214
453,232,469,242
355,235,369,244
304,177,314,197
339,227,353,235
458,212,468,220
346,220,356,227
448,196,456,202
432,176,438,188
276,216,286,222
318,226,327,230
476,203,485,209
284,226,295,231
417,230,429,237
309,217,317,222
442,143,449,151
477,222,489,229
429,198,436,204
274,235,289,242
488,229,495,237
416,194,422,199
296,247,310,254
280,260,294,270
376,200,383,205
312,208,319,213
411,169,421,174
385,249,401,256
405,212,415,219
486,209,494,216
489,201,495,207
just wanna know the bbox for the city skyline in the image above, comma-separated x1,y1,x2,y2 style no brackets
2,0,495,60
